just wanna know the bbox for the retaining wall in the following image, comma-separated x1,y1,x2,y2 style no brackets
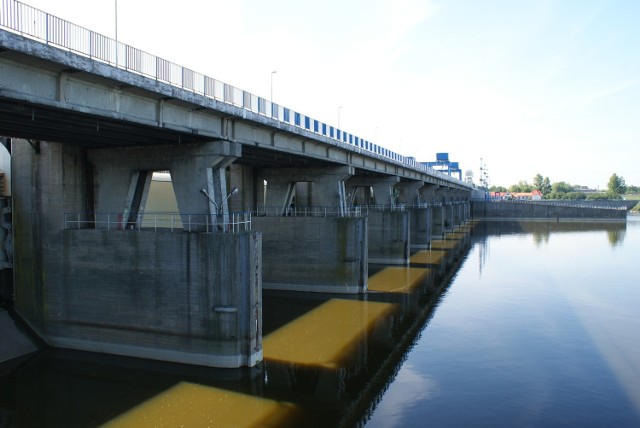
472,201,627,220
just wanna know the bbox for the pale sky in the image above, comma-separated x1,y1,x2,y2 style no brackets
22,0,640,189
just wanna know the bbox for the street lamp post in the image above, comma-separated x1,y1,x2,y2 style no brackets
338,106,343,129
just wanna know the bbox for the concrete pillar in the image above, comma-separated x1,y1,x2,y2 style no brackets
367,210,410,265
432,203,445,237
397,180,429,250
258,166,354,215
13,139,262,368
254,216,367,293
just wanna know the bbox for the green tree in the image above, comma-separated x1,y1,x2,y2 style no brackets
607,173,626,195
509,181,534,193
552,181,573,194
533,173,544,190
541,177,552,195
490,185,507,193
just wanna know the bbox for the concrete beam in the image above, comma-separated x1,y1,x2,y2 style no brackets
88,141,241,229
418,183,439,205
346,176,400,206
396,180,424,205
258,166,354,214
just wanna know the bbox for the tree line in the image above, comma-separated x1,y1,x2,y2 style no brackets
489,173,638,200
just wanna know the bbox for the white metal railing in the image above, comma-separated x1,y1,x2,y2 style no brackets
0,0,466,186
63,212,252,233
254,206,363,218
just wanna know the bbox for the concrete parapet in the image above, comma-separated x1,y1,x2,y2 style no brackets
253,216,367,293
367,210,410,265
28,230,263,368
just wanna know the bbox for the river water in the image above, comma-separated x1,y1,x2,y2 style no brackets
1,217,639,427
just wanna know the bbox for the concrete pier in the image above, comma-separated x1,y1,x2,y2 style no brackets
12,139,262,367
254,216,367,293
366,210,410,265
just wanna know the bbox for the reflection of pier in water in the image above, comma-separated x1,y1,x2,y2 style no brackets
3,223,476,427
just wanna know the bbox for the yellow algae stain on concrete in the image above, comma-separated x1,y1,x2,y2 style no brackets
430,239,459,250
446,232,468,240
263,299,396,369
367,267,430,293
102,382,299,428
410,250,447,265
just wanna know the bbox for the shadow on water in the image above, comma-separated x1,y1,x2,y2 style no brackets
0,222,526,427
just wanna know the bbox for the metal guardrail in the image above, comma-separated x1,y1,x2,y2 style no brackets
254,206,363,217
0,0,466,186
470,199,628,210
64,212,252,233
252,203,467,217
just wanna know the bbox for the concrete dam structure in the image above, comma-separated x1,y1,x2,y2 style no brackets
0,1,473,368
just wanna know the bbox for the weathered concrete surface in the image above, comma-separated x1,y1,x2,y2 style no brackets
0,309,39,365
12,138,262,367
367,211,410,265
253,216,367,293
472,201,628,220
51,230,262,368
431,205,445,237
409,207,431,250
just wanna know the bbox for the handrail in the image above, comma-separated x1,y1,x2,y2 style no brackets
254,206,363,218
63,212,252,233
0,0,467,186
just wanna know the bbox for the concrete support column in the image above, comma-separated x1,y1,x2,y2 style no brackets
432,203,445,237
397,180,429,249
13,139,261,368
451,190,462,227
258,166,354,215
396,180,424,206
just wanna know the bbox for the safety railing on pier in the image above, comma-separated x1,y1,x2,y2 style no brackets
254,206,363,218
64,212,252,233
0,0,464,186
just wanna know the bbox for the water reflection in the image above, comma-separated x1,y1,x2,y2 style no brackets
473,220,627,248
365,219,640,428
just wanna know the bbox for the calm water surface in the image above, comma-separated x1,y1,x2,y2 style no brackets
366,218,640,427
1,218,639,427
